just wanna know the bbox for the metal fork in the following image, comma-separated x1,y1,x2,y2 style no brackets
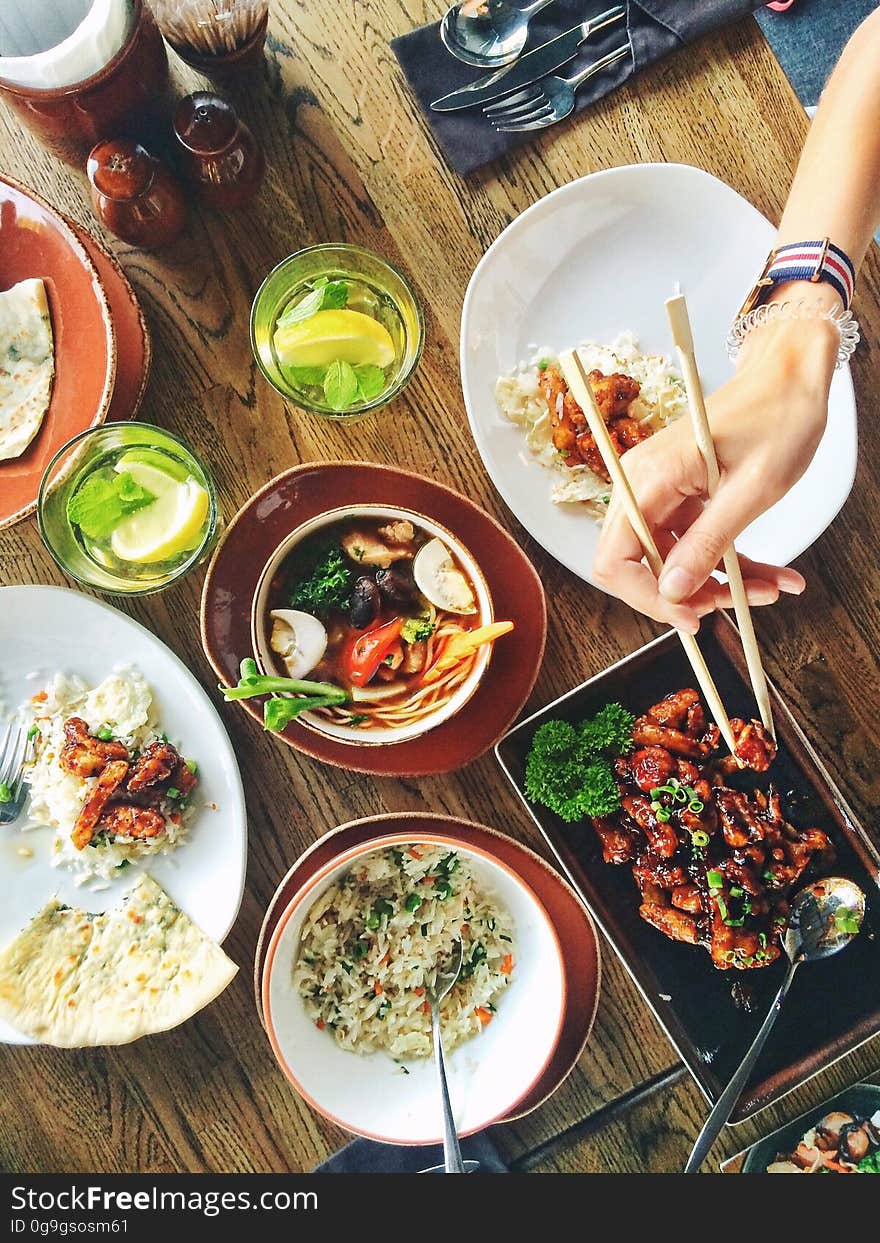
484,43,630,132
0,720,30,825
426,939,465,1173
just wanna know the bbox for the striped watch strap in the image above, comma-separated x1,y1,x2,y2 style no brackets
766,239,855,309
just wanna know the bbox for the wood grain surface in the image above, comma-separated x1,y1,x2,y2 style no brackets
1,2,879,1175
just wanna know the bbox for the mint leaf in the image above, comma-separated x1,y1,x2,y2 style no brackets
286,365,327,388
67,470,156,541
276,286,324,327
323,360,359,411
310,277,329,289
320,280,348,310
354,364,386,401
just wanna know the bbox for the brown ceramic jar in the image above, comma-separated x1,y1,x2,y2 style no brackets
87,140,187,249
0,0,169,167
173,93,266,211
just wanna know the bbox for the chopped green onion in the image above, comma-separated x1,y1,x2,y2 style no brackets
716,896,728,920
166,787,181,801
434,878,453,901
706,870,724,890
365,912,380,930
690,830,710,848
673,787,688,803
758,932,767,949
0,782,12,802
405,894,422,913
655,807,672,823
375,899,394,918
724,917,745,928
687,800,704,813
96,725,114,742
763,869,776,881
650,800,662,812
185,759,198,775
742,900,753,915
729,886,744,899
351,941,368,960
27,725,39,741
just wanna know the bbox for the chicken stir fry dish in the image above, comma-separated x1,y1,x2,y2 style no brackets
592,688,835,971
538,364,650,483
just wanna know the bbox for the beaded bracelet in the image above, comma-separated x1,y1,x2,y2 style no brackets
726,299,860,369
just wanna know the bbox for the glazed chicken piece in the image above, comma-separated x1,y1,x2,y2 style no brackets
671,884,703,913
640,897,699,945
340,528,415,568
58,716,128,778
623,745,676,794
717,718,778,774
592,816,635,864
574,430,612,482
589,369,641,418
96,804,165,840
71,759,130,850
621,794,679,858
631,718,707,759
126,740,179,792
647,688,700,729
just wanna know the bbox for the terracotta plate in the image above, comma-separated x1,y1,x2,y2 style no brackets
0,174,116,530
200,463,547,776
64,215,151,422
497,613,880,1123
253,813,601,1125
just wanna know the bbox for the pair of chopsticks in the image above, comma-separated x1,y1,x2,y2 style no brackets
557,294,775,754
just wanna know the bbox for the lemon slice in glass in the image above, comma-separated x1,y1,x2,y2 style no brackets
273,308,396,370
110,460,209,565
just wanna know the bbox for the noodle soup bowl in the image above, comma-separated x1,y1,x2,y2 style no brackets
251,504,494,746
261,831,567,1143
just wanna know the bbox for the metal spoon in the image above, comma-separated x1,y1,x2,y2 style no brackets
426,938,465,1173
440,0,561,69
685,876,866,1173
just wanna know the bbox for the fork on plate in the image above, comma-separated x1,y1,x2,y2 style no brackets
0,720,31,825
484,43,630,132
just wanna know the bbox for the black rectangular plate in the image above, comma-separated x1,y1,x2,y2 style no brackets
496,614,880,1121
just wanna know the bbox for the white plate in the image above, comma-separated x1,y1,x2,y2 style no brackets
0,585,247,1045
461,163,857,587
263,833,565,1144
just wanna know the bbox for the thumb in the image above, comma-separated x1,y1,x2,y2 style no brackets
657,485,755,603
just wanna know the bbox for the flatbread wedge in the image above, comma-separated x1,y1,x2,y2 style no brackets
0,277,55,461
0,874,237,1046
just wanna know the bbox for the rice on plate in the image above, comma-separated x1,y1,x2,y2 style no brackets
23,668,199,884
495,332,688,517
295,844,515,1058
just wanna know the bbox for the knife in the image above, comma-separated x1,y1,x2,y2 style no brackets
430,5,626,113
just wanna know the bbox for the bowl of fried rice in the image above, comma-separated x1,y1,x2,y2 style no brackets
261,830,566,1143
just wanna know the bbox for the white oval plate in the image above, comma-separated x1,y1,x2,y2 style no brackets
0,585,247,1045
461,163,857,587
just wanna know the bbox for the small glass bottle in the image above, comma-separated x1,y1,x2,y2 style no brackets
173,92,266,211
87,139,187,249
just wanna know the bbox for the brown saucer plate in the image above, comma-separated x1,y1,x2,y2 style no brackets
200,462,547,776
0,174,116,530
63,215,151,423
253,812,601,1123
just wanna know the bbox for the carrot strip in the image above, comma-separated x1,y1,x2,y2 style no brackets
474,1007,492,1025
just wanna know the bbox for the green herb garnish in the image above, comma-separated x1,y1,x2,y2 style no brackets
0,781,12,802
706,870,724,890
66,470,156,542
323,359,360,411
524,704,634,822
276,279,348,328
289,542,353,615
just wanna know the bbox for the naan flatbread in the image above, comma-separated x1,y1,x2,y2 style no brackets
0,874,237,1046
0,277,55,461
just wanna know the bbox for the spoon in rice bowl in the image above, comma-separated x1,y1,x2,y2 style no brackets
426,938,466,1173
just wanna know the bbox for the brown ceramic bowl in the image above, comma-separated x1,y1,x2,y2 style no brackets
253,813,601,1129
0,175,116,530
200,463,547,776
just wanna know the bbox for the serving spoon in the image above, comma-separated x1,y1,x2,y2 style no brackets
426,938,466,1173
685,876,866,1172
440,0,561,69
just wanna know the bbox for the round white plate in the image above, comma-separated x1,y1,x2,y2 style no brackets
0,585,247,1045
461,163,857,587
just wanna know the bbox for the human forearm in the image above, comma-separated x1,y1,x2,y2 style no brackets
776,7,880,270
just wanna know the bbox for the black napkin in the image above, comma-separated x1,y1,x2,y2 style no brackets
315,1131,509,1173
391,0,765,175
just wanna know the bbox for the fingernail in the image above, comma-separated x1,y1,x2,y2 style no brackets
658,565,694,603
780,578,805,595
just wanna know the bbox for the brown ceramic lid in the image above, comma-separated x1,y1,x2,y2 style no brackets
87,140,156,201
174,93,238,154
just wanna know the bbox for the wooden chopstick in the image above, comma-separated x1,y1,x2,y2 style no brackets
557,348,739,758
665,294,775,740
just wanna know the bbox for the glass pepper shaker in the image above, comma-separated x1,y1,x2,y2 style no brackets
87,139,187,249
173,92,266,211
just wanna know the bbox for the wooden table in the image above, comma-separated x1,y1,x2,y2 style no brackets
1,3,879,1176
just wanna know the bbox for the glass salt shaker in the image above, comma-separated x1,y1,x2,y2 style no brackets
173,92,266,211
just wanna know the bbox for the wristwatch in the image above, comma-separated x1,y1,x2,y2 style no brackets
737,237,856,318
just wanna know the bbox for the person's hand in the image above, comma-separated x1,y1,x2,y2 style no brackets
593,306,839,632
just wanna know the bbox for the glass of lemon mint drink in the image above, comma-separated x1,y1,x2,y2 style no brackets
250,244,424,420
38,423,217,595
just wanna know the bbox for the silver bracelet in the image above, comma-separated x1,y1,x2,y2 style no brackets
726,299,860,368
